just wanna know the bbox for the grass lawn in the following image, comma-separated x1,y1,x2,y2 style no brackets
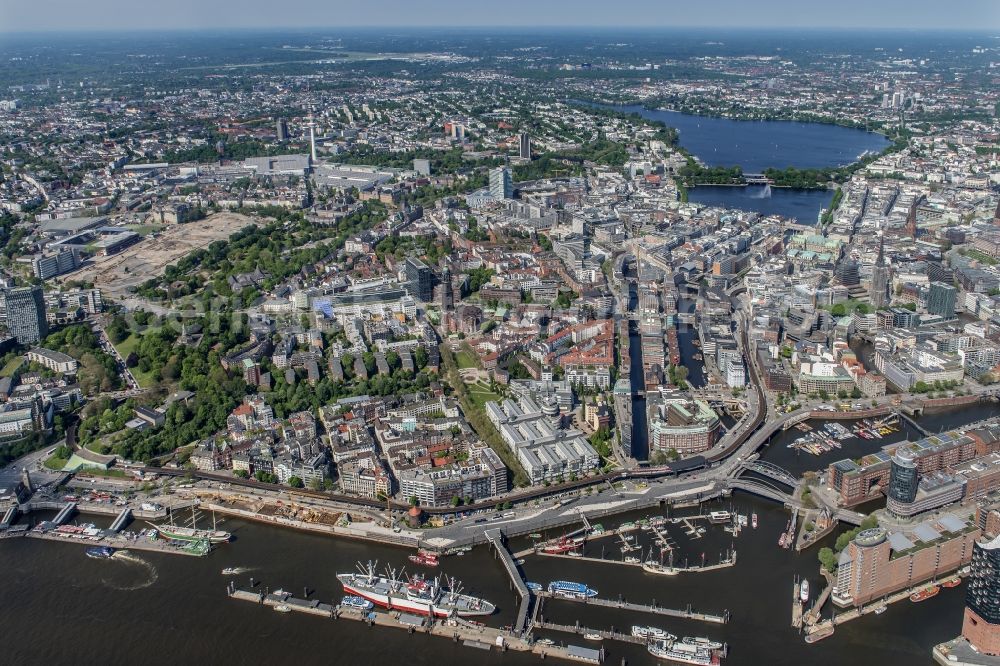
43,454,69,471
84,437,112,454
455,349,479,370
467,381,501,407
111,334,158,389
965,249,998,266
125,224,166,236
0,357,22,378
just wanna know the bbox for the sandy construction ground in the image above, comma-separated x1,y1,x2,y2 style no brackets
64,212,255,298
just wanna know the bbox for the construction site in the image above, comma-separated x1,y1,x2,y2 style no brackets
63,212,254,298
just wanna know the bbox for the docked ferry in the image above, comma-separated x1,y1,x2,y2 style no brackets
648,639,720,665
85,546,115,559
707,511,731,524
337,561,495,618
547,581,598,599
683,636,725,650
632,625,676,641
341,595,374,611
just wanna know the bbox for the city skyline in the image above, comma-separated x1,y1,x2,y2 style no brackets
1,0,999,32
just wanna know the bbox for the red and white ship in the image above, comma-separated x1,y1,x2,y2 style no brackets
338,561,495,618
408,552,439,567
541,536,584,554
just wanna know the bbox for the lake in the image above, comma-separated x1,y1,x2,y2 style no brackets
686,184,834,224
583,101,892,222
606,103,891,173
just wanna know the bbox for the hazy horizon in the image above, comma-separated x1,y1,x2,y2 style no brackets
1,0,998,33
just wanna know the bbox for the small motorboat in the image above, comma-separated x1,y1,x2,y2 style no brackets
274,604,292,613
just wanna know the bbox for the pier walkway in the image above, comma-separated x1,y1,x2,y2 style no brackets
52,502,76,525
536,591,729,624
109,507,132,532
0,505,18,530
228,583,605,665
485,528,532,635
534,619,646,645
534,550,737,574
229,584,336,617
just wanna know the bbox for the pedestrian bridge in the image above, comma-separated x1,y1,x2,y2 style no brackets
738,461,798,488
726,478,794,504
485,528,532,635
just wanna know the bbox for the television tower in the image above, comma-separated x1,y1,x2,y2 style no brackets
308,109,317,163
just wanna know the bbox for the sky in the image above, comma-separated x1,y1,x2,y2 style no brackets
1,0,999,32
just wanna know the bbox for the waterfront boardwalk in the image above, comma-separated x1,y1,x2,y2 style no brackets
537,591,729,624
22,528,208,556
485,528,532,634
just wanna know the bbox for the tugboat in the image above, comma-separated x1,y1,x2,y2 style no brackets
910,585,940,602
86,546,115,559
408,552,440,567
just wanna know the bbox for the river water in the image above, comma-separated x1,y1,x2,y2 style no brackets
0,433,976,666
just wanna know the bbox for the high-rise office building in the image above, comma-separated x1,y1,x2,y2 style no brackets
869,238,892,309
404,257,434,303
3,286,47,344
834,260,860,287
32,249,79,280
962,534,1000,655
519,132,531,160
489,167,513,200
886,448,919,517
927,281,957,319
276,118,289,142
